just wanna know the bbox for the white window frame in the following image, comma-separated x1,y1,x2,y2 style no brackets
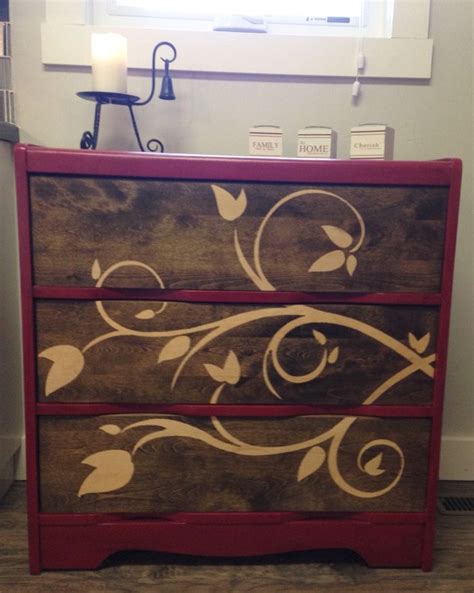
41,0,433,79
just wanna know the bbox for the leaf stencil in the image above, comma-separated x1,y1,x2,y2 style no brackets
99,424,122,435
346,254,358,277
158,335,192,364
91,259,101,280
297,446,326,481
135,309,156,320
211,185,247,221
78,450,134,497
38,345,85,396
328,347,339,364
313,330,327,345
363,453,385,477
308,250,345,273
408,332,430,354
204,350,241,385
322,225,353,249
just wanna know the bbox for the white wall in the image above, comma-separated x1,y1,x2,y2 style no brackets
10,0,474,478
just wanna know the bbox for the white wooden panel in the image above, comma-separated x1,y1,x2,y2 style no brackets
41,24,433,79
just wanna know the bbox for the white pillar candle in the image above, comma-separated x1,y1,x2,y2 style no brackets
91,33,128,94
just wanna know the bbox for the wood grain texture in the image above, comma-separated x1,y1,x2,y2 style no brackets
2,482,474,591
30,176,448,292
35,300,437,405
38,415,430,514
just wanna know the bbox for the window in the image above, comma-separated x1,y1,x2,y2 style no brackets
103,0,390,38
107,0,363,24
108,0,363,18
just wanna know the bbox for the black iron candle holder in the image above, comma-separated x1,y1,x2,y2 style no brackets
78,41,177,153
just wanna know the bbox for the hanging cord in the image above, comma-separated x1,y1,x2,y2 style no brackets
352,20,365,100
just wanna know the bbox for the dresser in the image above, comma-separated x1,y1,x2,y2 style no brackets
15,145,462,573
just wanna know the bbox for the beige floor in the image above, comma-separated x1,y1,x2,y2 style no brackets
0,482,473,593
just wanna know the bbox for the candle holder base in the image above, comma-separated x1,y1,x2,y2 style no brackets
77,91,164,153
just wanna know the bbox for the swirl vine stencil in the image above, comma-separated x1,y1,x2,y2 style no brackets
211,185,366,290
37,185,435,500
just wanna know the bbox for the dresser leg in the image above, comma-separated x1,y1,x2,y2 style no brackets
356,524,425,568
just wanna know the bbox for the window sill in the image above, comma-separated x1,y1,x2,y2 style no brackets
41,24,433,79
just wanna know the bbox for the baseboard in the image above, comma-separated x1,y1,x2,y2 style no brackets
0,435,21,498
0,435,21,468
439,435,474,480
15,434,26,480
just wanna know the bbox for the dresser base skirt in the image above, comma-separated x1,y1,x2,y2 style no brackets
33,515,431,573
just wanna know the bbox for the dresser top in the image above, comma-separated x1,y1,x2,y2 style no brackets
15,144,461,187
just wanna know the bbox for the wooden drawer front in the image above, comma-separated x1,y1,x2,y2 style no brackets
30,176,447,292
39,414,430,513
36,301,437,405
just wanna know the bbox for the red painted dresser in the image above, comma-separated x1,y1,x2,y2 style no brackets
15,145,461,573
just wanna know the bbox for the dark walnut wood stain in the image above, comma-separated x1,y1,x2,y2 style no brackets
30,176,448,292
35,300,437,405
38,415,431,514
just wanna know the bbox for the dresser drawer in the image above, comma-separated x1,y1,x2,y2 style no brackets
39,414,430,514
36,300,437,405
30,176,448,292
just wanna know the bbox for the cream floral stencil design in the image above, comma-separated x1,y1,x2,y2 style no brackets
38,186,435,500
